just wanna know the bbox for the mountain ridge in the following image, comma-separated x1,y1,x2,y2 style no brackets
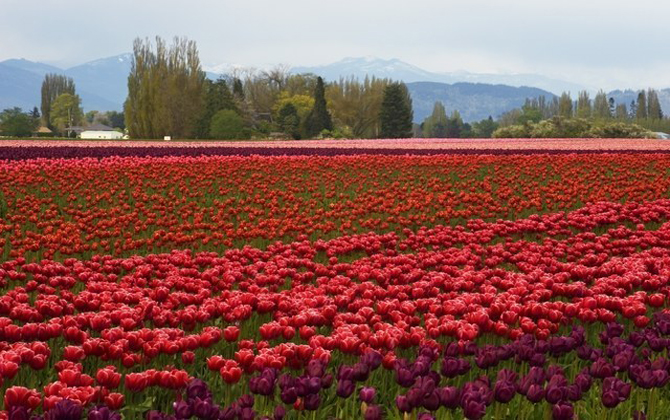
1,55,668,123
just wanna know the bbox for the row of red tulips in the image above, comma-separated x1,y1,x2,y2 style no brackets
1,154,669,263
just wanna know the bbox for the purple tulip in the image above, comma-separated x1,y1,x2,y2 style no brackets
306,359,325,377
395,367,415,387
336,379,355,398
88,406,121,420
526,384,545,403
303,394,320,411
552,401,574,420
353,363,370,381
321,373,334,389
45,400,83,420
422,391,441,411
493,380,516,403
239,408,256,420
359,386,376,404
461,397,487,420
396,395,412,413
364,405,383,420
186,379,211,401
273,406,286,420
280,387,298,404
438,386,460,409
172,401,192,419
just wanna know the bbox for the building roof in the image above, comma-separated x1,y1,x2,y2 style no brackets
34,126,52,133
66,124,115,133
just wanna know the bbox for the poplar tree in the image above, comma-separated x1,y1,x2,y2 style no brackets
593,90,611,119
558,92,573,118
647,88,663,120
41,74,75,129
576,91,592,118
379,82,413,138
124,36,206,139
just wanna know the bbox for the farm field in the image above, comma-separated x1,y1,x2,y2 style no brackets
1,142,670,419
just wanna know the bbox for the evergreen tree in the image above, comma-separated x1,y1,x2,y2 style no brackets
304,76,332,138
558,92,573,118
232,78,245,100
379,82,413,138
608,97,616,117
636,90,648,119
41,74,75,129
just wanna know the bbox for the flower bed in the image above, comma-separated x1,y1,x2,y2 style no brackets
1,152,670,418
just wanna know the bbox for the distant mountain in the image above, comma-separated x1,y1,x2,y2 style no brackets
0,55,126,112
407,81,555,123
64,53,132,109
1,59,62,77
292,57,586,96
0,63,44,111
293,56,443,84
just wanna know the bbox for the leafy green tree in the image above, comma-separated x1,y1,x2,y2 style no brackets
615,103,628,120
125,36,206,139
107,111,125,130
422,101,449,138
0,108,34,137
445,110,464,138
41,74,75,129
326,76,391,138
304,77,333,138
558,92,573,118
50,93,83,135
517,103,543,125
209,109,246,139
636,90,647,119
197,78,238,138
472,116,498,138
272,92,314,121
379,82,413,138
276,103,301,139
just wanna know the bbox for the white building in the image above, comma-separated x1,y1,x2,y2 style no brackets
77,124,124,140
80,130,124,140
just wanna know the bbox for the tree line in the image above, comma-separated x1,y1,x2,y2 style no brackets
122,37,414,140
493,89,667,138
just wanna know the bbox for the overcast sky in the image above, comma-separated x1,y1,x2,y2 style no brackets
1,0,669,90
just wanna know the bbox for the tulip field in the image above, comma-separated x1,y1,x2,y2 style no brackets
4,142,670,419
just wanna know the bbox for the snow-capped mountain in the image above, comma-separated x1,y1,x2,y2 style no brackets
292,57,586,96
